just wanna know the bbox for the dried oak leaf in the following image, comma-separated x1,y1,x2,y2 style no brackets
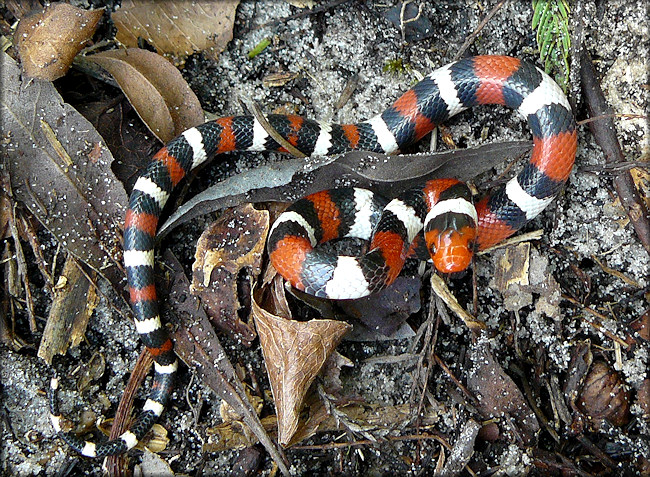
112,0,239,61
467,335,540,445
191,204,268,346
252,289,352,445
1,52,127,290
14,3,103,81
85,48,204,143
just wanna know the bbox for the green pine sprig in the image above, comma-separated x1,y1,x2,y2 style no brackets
532,0,571,91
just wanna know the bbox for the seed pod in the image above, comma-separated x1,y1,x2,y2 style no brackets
577,361,630,430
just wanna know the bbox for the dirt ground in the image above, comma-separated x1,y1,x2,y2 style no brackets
1,0,648,476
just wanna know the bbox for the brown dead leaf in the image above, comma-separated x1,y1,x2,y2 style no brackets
162,251,290,475
577,361,631,430
15,3,103,81
191,204,268,345
112,0,239,61
467,334,540,445
2,52,127,291
85,48,204,143
252,287,351,445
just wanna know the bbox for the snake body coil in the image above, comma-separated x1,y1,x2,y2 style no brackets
50,56,577,457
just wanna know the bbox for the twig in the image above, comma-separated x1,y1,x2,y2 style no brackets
399,0,423,44
432,353,481,409
292,432,452,451
8,204,37,332
240,0,354,35
453,0,508,61
19,215,54,295
580,49,650,253
577,113,647,125
577,434,617,470
562,294,633,349
240,98,307,158
104,348,154,476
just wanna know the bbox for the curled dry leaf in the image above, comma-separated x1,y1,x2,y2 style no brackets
1,52,127,291
191,204,268,346
14,3,104,80
164,251,289,474
252,286,352,445
338,275,421,339
85,48,204,143
112,0,239,61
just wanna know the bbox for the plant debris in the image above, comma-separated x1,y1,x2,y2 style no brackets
112,0,239,61
14,3,103,80
191,204,266,345
1,1,648,475
85,48,204,144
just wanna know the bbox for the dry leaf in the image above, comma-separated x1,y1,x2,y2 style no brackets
15,3,103,80
467,335,540,445
191,204,268,345
252,289,351,445
163,251,290,474
1,52,127,290
135,448,175,477
77,98,161,192
577,361,631,430
85,48,204,143
113,0,239,60
338,276,421,338
158,142,531,238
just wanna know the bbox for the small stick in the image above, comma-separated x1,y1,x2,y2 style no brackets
580,49,650,253
453,0,508,61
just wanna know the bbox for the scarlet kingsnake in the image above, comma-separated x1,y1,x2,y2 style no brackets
49,55,577,457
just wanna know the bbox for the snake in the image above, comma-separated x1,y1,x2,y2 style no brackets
49,55,577,457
